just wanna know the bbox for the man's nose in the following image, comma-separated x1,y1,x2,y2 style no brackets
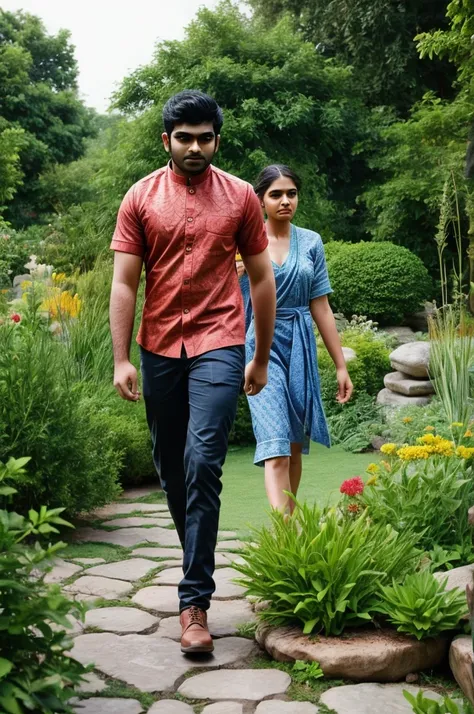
189,139,200,153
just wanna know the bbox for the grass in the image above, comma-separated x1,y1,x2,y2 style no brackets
219,444,379,531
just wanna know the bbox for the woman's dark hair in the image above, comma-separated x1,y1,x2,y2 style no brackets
254,164,302,198
162,90,224,136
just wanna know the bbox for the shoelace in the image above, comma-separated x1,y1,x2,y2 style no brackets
187,606,205,627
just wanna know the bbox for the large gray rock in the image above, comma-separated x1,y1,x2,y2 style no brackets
404,303,435,333
384,371,434,397
64,576,132,600
382,326,416,346
85,606,159,633
449,636,474,704
71,633,253,692
85,558,160,581
435,564,474,593
153,566,245,598
147,703,193,714
178,669,291,700
320,684,447,713
73,526,181,548
156,599,255,639
132,586,179,614
72,698,143,714
390,342,430,378
257,625,448,682
376,388,431,407
256,703,319,713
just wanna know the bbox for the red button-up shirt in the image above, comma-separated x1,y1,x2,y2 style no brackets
110,163,268,358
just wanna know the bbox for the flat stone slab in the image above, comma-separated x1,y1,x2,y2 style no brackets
102,516,174,528
377,388,431,407
131,547,182,559
71,633,254,692
86,558,159,581
85,606,159,633
203,704,244,713
178,669,291,700
216,540,244,551
76,671,107,693
119,485,162,499
148,702,193,713
256,703,319,713
450,635,474,704
153,566,245,599
64,576,132,600
44,558,83,583
132,586,179,614
320,684,448,713
390,342,430,378
384,371,434,397
218,531,238,539
257,625,448,682
156,599,255,639
73,526,181,548
72,558,106,565
86,502,168,518
72,698,143,714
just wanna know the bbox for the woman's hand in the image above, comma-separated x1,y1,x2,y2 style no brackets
236,260,246,279
336,367,353,404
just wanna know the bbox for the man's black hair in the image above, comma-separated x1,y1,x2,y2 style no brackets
163,90,224,136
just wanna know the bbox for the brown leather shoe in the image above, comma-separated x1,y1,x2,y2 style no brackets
180,606,214,654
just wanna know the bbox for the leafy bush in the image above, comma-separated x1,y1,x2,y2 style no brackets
377,571,466,639
326,241,432,324
326,393,383,452
404,689,473,713
229,393,255,446
0,456,88,713
234,501,421,635
0,222,31,288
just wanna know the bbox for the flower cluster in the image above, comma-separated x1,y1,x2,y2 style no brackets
41,289,81,319
456,446,474,460
380,443,397,456
340,476,365,497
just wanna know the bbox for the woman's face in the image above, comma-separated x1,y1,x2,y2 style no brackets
261,176,298,222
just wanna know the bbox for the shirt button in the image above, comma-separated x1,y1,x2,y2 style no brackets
189,188,195,194
185,246,192,253
187,217,194,223
184,279,190,285
183,308,190,314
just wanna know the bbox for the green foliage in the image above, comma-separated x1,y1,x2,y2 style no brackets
326,393,382,453
377,571,466,640
0,221,31,288
326,241,432,323
234,502,421,635
0,456,88,713
404,690,474,714
229,393,255,446
291,660,324,686
362,455,474,560
380,401,453,445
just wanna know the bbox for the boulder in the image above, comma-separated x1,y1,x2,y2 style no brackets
382,326,416,346
376,388,431,408
384,371,434,397
342,347,357,363
449,636,474,705
320,683,452,714
256,624,448,682
389,342,430,379
404,302,435,333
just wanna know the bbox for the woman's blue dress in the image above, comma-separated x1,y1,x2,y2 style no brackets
240,224,332,466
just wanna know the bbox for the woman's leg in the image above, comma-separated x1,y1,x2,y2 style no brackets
289,443,303,513
264,456,291,512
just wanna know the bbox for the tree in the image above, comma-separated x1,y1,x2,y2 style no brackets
247,0,455,113
0,10,96,226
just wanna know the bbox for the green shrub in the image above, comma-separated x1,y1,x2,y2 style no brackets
0,222,31,288
234,502,421,636
0,456,88,712
377,571,466,640
229,393,255,445
0,319,121,514
326,241,432,324
404,690,473,714
326,393,383,452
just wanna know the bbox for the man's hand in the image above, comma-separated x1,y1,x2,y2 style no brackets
114,360,140,401
244,359,268,396
336,367,353,404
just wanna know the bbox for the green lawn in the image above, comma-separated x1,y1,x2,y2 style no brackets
219,444,378,532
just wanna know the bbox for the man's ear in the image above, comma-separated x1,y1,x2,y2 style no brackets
162,132,170,153
215,135,221,154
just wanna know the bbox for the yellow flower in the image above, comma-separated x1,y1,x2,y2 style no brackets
380,443,397,455
380,460,392,472
451,422,464,428
464,430,473,438
397,445,432,461
366,463,380,475
417,434,454,456
424,426,435,432
402,417,413,424
456,446,474,460
366,475,378,487
20,280,32,290
52,272,67,284
418,433,436,444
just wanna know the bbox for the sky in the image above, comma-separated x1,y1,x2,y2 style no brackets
2,0,221,112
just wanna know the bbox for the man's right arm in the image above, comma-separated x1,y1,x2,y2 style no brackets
110,251,143,401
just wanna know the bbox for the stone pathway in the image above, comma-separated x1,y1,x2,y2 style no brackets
59,488,466,713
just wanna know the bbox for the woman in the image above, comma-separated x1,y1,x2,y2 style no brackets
238,165,353,513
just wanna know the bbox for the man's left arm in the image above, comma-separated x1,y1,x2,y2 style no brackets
242,250,276,395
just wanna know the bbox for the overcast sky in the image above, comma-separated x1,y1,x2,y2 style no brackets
2,0,222,112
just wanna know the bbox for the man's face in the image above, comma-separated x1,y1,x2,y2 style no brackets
162,122,220,176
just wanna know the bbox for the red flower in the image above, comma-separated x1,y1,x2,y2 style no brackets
347,503,361,514
340,476,364,497
10,313,21,323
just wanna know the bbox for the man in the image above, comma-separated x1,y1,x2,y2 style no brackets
109,90,276,654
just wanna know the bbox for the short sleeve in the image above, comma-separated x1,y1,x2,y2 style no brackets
110,185,146,257
310,235,333,300
236,185,268,256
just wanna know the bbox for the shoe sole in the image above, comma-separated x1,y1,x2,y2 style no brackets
181,643,214,654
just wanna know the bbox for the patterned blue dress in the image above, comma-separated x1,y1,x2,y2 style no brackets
240,224,332,466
